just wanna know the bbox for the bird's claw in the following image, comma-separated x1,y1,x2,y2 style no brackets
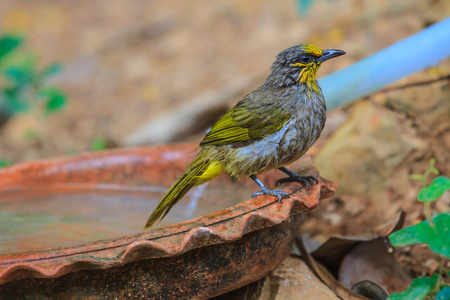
252,188,289,202
276,175,318,188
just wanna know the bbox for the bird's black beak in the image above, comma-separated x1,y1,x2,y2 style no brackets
318,49,346,62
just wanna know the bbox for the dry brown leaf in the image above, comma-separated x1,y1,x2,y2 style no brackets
310,211,405,267
338,237,412,294
295,235,371,300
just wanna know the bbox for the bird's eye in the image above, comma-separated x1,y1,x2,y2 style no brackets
300,54,312,64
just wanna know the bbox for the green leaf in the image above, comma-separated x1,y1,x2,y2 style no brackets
39,87,67,113
388,274,439,300
390,213,450,258
0,35,22,61
296,0,314,15
437,286,450,300
409,174,423,181
418,177,450,202
431,167,439,175
23,129,38,140
428,213,450,258
429,158,436,167
389,225,422,246
39,63,61,79
0,159,13,168
91,138,107,151
5,66,32,86
1,88,29,113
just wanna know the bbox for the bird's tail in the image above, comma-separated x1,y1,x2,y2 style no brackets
144,158,223,230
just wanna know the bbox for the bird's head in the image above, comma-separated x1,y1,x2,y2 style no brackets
267,43,345,90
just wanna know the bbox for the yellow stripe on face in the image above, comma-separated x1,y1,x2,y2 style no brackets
291,62,307,68
291,44,324,93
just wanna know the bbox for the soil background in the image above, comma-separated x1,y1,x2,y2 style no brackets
1,0,449,297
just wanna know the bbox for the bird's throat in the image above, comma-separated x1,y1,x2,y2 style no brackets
298,66,320,94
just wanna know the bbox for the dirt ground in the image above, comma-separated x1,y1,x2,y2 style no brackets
1,0,449,297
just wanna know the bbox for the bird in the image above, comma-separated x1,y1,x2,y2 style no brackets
144,43,345,229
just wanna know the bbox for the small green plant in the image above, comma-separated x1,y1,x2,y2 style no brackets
296,0,315,15
0,33,67,121
90,137,108,151
0,159,13,168
388,159,450,299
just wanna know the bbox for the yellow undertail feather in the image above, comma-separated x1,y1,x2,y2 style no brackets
144,159,223,229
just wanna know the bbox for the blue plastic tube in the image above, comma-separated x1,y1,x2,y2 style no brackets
319,17,450,111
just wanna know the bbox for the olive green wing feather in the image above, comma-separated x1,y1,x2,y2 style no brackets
200,103,291,147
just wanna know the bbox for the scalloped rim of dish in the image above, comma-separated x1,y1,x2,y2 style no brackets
0,145,337,285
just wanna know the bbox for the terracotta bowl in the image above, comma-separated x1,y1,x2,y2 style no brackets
0,144,336,299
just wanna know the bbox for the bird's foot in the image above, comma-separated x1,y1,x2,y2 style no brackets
252,187,289,202
276,175,318,188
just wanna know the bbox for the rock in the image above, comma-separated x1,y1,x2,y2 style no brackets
315,101,423,196
214,256,338,300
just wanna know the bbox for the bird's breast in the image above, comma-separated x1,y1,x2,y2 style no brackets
221,115,322,176
218,89,326,176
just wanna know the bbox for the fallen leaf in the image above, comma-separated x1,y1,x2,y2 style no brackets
338,237,412,294
311,211,405,267
296,235,371,300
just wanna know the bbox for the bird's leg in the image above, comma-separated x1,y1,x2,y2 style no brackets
250,175,289,201
276,167,318,188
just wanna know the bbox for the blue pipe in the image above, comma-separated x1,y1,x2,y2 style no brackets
319,17,450,111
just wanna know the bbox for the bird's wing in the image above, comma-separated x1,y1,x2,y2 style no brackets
200,102,291,147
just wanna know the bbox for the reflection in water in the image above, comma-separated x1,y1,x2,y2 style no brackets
185,183,208,218
0,181,254,254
